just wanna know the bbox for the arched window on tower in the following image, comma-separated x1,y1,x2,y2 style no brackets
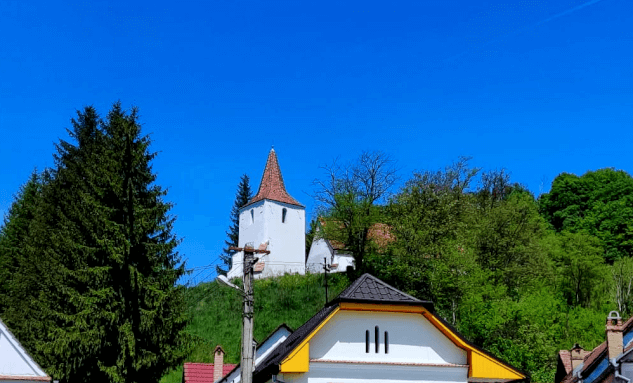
250,209,254,224
282,208,287,223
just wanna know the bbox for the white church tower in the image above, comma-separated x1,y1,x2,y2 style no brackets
226,149,306,279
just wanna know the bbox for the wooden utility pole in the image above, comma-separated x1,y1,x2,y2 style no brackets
229,245,270,383
323,257,329,304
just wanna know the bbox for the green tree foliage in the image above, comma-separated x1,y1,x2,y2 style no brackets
313,151,397,274
374,158,614,380
611,256,633,316
217,174,252,275
1,104,191,383
0,170,47,331
540,169,633,261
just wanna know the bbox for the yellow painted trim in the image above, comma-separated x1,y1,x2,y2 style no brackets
421,312,525,380
469,350,524,380
279,343,309,373
280,302,524,380
279,307,340,371
340,302,428,314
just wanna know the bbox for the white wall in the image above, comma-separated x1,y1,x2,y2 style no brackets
0,324,49,381
280,362,468,383
331,253,354,273
305,237,332,273
308,310,467,365
228,199,305,279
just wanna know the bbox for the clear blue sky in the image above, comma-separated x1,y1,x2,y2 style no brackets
1,0,631,282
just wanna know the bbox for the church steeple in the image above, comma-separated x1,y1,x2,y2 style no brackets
244,148,303,208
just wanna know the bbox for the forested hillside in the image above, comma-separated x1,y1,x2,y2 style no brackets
3,134,633,383
318,156,633,382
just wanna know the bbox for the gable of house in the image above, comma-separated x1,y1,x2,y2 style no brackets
0,318,51,382
252,274,526,383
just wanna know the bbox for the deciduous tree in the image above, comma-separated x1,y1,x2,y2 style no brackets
313,151,397,275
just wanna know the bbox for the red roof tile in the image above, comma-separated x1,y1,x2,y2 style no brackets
183,363,237,383
559,350,572,374
320,219,395,251
244,149,303,208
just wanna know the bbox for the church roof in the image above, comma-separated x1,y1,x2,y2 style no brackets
243,149,303,208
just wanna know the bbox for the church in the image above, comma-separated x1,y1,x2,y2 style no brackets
227,149,307,279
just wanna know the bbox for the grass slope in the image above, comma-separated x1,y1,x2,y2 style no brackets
161,272,350,383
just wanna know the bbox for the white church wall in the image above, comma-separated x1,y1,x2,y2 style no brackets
257,200,305,278
279,362,469,383
230,199,305,279
308,310,467,365
238,200,267,250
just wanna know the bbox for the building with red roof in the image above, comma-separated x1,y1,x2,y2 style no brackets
183,346,237,383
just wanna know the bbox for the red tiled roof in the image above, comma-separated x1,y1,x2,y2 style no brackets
244,149,303,208
559,350,572,374
560,315,633,383
183,363,237,383
320,219,395,251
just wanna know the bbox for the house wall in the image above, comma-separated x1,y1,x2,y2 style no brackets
280,362,469,383
332,253,354,273
308,310,467,365
0,332,36,377
0,323,49,382
305,237,332,273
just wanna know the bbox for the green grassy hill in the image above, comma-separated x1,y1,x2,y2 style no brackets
161,272,350,383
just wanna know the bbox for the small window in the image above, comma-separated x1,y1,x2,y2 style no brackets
365,330,370,353
375,326,379,353
384,331,389,354
250,209,254,224
282,208,287,223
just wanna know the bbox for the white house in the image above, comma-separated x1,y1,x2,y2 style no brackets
305,223,354,274
243,274,527,383
306,222,393,274
221,324,293,383
227,149,306,280
0,318,51,382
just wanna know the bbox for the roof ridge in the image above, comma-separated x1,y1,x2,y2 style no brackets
335,273,427,304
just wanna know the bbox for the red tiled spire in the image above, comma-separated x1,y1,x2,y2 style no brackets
244,149,303,207
244,149,303,208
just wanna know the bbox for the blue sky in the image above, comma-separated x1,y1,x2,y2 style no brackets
1,0,632,282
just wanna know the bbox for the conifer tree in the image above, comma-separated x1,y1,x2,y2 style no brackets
1,104,191,382
0,170,46,321
217,174,252,275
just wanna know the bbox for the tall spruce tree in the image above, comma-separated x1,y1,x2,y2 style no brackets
0,170,47,322
217,174,252,275
1,104,191,382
